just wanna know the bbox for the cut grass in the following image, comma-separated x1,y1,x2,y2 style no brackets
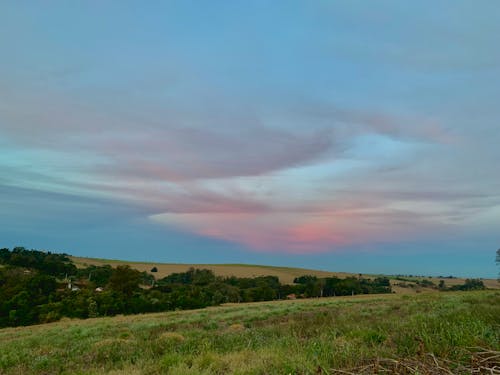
0,291,499,374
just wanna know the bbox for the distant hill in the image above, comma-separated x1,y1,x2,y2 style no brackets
70,256,351,284
0,247,392,329
70,256,500,292
1,247,497,331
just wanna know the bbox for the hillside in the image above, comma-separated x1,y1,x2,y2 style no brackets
1,247,497,331
1,291,498,374
0,247,394,329
71,256,500,292
70,256,352,284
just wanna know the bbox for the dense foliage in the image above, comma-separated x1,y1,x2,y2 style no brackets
292,274,391,297
0,247,76,276
0,247,484,328
449,278,486,291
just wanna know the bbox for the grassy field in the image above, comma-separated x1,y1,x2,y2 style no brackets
1,291,499,374
70,256,500,293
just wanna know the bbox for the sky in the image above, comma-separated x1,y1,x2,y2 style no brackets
1,1,499,278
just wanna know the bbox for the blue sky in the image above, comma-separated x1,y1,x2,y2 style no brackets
1,1,499,277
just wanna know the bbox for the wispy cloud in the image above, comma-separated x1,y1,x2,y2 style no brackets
0,84,493,252
89,126,334,181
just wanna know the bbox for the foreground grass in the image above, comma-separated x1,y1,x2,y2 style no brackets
0,292,499,374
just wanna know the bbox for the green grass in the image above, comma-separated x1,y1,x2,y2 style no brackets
0,292,499,374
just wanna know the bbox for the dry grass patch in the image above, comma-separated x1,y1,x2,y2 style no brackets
227,323,245,332
330,348,500,374
158,331,185,343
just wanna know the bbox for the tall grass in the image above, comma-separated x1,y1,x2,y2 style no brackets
0,291,498,374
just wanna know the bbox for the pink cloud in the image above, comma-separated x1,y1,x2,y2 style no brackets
148,207,423,253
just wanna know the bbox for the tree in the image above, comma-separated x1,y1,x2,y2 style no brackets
293,275,318,284
496,249,500,281
438,280,446,290
108,265,142,296
88,297,98,318
450,279,485,291
150,266,158,273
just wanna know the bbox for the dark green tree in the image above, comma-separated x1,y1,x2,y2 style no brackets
78,265,113,286
450,279,485,291
108,265,142,296
496,249,500,281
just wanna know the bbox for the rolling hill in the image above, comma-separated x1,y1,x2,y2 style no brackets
70,256,500,292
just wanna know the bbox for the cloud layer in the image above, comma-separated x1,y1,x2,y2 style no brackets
1,1,499,269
